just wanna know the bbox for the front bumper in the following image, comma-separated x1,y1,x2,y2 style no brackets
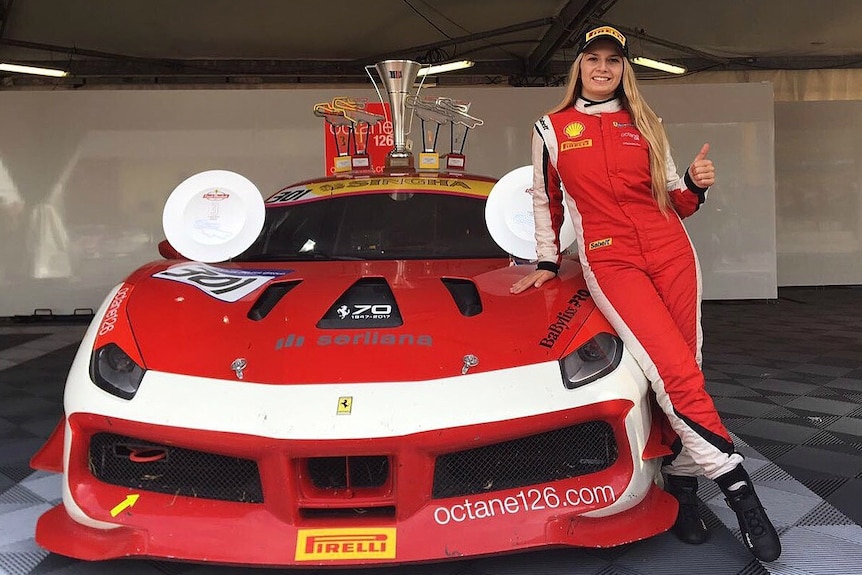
36,397,675,566
35,335,675,566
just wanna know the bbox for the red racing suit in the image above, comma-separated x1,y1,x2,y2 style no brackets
532,98,742,479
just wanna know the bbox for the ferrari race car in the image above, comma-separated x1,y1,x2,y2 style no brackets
30,61,677,567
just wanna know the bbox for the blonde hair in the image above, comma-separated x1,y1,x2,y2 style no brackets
547,52,672,213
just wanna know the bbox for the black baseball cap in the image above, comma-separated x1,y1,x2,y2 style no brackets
577,25,628,57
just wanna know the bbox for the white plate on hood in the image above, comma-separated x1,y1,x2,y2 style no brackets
162,170,265,263
485,165,575,260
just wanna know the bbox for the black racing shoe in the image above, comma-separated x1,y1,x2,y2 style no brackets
717,469,782,562
665,475,709,545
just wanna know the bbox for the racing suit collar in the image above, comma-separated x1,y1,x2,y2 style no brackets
574,97,622,115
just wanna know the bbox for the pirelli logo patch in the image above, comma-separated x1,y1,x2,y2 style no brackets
589,238,612,250
561,139,592,151
295,528,396,561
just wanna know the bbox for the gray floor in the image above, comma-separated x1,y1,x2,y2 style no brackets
1,286,862,575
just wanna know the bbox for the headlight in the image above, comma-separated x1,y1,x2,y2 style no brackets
560,333,622,389
90,343,146,399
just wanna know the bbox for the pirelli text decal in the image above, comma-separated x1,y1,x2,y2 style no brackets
295,528,396,561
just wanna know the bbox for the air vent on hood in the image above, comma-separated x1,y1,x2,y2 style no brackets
318,278,403,329
247,281,302,321
441,278,483,317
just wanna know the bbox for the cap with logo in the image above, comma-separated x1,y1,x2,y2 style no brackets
577,25,628,57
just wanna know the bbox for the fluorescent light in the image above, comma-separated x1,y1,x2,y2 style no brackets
0,63,68,77
417,60,474,76
631,57,686,75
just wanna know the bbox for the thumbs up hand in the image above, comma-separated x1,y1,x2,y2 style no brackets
688,143,715,188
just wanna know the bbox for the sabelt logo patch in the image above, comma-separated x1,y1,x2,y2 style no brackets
589,238,612,250
295,528,396,561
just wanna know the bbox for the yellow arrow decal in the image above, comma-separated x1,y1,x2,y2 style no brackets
110,494,140,517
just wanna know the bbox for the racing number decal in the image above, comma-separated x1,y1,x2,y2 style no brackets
153,263,292,303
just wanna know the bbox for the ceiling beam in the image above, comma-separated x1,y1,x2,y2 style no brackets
527,0,616,74
350,17,554,66
0,18,556,80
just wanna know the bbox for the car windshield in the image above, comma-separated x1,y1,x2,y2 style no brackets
235,191,508,261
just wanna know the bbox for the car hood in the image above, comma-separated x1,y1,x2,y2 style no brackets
123,258,597,384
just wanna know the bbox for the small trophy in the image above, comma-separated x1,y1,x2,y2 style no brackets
406,95,451,171
314,101,354,173
332,97,385,171
438,98,483,171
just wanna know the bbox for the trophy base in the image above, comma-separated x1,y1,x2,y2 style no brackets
351,155,371,171
418,152,440,171
444,153,466,171
386,152,414,170
333,155,353,173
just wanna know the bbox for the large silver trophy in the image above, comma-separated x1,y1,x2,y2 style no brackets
368,60,423,170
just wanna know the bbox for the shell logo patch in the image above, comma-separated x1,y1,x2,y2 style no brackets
589,238,613,250
564,122,585,139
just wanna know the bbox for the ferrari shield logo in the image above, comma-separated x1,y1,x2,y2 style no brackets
337,396,353,414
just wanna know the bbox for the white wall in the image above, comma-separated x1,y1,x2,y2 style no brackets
645,82,776,301
775,100,862,286
0,83,776,316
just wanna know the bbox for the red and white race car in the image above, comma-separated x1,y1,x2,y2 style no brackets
31,61,676,567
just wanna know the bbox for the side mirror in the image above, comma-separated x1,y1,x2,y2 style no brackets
158,239,182,260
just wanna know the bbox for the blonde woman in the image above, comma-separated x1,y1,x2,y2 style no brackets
510,25,780,562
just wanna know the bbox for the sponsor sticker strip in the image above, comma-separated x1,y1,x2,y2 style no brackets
267,177,493,205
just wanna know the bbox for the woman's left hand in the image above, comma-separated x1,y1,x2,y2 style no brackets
689,143,715,188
